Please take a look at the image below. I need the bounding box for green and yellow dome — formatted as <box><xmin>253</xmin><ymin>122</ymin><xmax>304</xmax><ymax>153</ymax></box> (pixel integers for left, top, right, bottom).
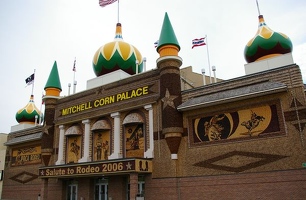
<box><xmin>15</xmin><ymin>95</ymin><xmax>43</xmax><ymax>124</ymax></box>
<box><xmin>92</xmin><ymin>23</ymin><xmax>143</xmax><ymax>76</ymax></box>
<box><xmin>244</xmin><ymin>15</ymin><xmax>293</xmax><ymax>63</ymax></box>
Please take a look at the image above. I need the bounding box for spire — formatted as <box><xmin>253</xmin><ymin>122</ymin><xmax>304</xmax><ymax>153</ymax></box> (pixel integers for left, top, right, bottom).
<box><xmin>156</xmin><ymin>12</ymin><xmax>180</xmax><ymax>57</ymax></box>
<box><xmin>114</xmin><ymin>23</ymin><xmax>123</xmax><ymax>40</ymax></box>
<box><xmin>44</xmin><ymin>61</ymin><xmax>62</xmax><ymax>97</ymax></box>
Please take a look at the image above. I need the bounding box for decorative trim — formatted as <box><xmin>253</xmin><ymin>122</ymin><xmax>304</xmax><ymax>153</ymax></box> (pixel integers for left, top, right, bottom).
<box><xmin>193</xmin><ymin>151</ymin><xmax>287</xmax><ymax>173</ymax></box>
<box><xmin>10</xmin><ymin>171</ymin><xmax>38</xmax><ymax>184</ymax></box>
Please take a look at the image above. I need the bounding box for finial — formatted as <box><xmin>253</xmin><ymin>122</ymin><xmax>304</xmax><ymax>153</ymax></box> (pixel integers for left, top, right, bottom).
<box><xmin>114</xmin><ymin>23</ymin><xmax>123</xmax><ymax>40</ymax></box>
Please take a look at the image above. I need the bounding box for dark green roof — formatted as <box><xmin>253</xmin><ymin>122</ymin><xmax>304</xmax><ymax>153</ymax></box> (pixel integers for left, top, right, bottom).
<box><xmin>156</xmin><ymin>12</ymin><xmax>180</xmax><ymax>52</ymax></box>
<box><xmin>44</xmin><ymin>61</ymin><xmax>62</xmax><ymax>91</ymax></box>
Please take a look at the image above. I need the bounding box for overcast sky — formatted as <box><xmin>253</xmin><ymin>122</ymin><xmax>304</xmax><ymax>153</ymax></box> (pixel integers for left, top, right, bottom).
<box><xmin>0</xmin><ymin>0</ymin><xmax>305</xmax><ymax>133</ymax></box>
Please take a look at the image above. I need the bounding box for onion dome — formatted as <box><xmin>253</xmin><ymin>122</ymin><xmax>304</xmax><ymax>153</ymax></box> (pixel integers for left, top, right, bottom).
<box><xmin>92</xmin><ymin>23</ymin><xmax>143</xmax><ymax>77</ymax></box>
<box><xmin>16</xmin><ymin>95</ymin><xmax>42</xmax><ymax>124</ymax></box>
<box><xmin>244</xmin><ymin>15</ymin><xmax>293</xmax><ymax>63</ymax></box>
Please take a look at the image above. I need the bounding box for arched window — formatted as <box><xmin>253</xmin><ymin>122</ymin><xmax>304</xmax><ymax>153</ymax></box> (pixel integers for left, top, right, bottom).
<box><xmin>123</xmin><ymin>112</ymin><xmax>145</xmax><ymax>158</ymax></box>
<box><xmin>65</xmin><ymin>125</ymin><xmax>82</xmax><ymax>163</ymax></box>
<box><xmin>91</xmin><ymin>119</ymin><xmax>111</xmax><ymax>161</ymax></box>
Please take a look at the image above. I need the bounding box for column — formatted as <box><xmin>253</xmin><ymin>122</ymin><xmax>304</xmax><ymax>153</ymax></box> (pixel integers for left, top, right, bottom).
<box><xmin>79</xmin><ymin>119</ymin><xmax>91</xmax><ymax>162</ymax></box>
<box><xmin>129</xmin><ymin>173</ymin><xmax>138</xmax><ymax>200</ymax></box>
<box><xmin>109</xmin><ymin>112</ymin><xmax>121</xmax><ymax>159</ymax></box>
<box><xmin>156</xmin><ymin>12</ymin><xmax>183</xmax><ymax>160</ymax></box>
<box><xmin>56</xmin><ymin>125</ymin><xmax>65</xmax><ymax>165</ymax></box>
<box><xmin>144</xmin><ymin>104</ymin><xmax>154</xmax><ymax>158</ymax></box>
<box><xmin>40</xmin><ymin>178</ymin><xmax>48</xmax><ymax>200</ymax></box>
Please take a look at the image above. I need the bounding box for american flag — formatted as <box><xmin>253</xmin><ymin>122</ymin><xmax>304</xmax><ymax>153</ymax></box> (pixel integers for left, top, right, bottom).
<box><xmin>192</xmin><ymin>37</ymin><xmax>206</xmax><ymax>49</ymax></box>
<box><xmin>99</xmin><ymin>0</ymin><xmax>117</xmax><ymax>7</ymax></box>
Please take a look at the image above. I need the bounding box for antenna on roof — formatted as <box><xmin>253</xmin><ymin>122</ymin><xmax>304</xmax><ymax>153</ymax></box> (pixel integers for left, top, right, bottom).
<box><xmin>143</xmin><ymin>57</ymin><xmax>147</xmax><ymax>72</ymax></box>
<box><xmin>256</xmin><ymin>0</ymin><xmax>261</xmax><ymax>15</ymax></box>
<box><xmin>68</xmin><ymin>83</ymin><xmax>71</xmax><ymax>96</ymax></box>
<box><xmin>72</xmin><ymin>58</ymin><xmax>77</xmax><ymax>94</ymax></box>
<box><xmin>201</xmin><ymin>69</ymin><xmax>206</xmax><ymax>85</ymax></box>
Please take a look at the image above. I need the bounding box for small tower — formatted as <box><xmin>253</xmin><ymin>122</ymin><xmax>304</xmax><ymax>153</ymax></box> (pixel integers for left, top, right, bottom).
<box><xmin>156</xmin><ymin>12</ymin><xmax>183</xmax><ymax>160</ymax></box>
<box><xmin>41</xmin><ymin>61</ymin><xmax>62</xmax><ymax>166</ymax></box>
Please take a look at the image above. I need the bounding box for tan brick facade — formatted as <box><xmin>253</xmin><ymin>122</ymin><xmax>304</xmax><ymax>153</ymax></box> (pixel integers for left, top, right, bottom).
<box><xmin>2</xmin><ymin>64</ymin><xmax>306</xmax><ymax>200</ymax></box>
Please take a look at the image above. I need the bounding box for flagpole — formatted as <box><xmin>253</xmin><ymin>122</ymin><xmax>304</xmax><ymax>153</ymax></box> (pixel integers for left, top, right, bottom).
<box><xmin>72</xmin><ymin>58</ymin><xmax>76</xmax><ymax>94</ymax></box>
<box><xmin>205</xmin><ymin>35</ymin><xmax>212</xmax><ymax>84</ymax></box>
<box><xmin>31</xmin><ymin>69</ymin><xmax>36</xmax><ymax>95</ymax></box>
<box><xmin>39</xmin><ymin>92</ymin><xmax>44</xmax><ymax>125</ymax></box>
<box><xmin>256</xmin><ymin>0</ymin><xmax>261</xmax><ymax>15</ymax></box>
<box><xmin>117</xmin><ymin>0</ymin><xmax>120</xmax><ymax>23</ymax></box>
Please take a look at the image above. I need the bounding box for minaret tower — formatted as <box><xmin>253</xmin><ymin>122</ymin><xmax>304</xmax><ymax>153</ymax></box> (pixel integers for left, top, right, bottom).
<box><xmin>156</xmin><ymin>12</ymin><xmax>183</xmax><ymax>160</ymax></box>
<box><xmin>42</xmin><ymin>61</ymin><xmax>62</xmax><ymax>166</ymax></box>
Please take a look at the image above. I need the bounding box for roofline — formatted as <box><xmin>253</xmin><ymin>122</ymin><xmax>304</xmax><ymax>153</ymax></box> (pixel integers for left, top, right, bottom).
<box><xmin>178</xmin><ymin>84</ymin><xmax>287</xmax><ymax>111</ymax></box>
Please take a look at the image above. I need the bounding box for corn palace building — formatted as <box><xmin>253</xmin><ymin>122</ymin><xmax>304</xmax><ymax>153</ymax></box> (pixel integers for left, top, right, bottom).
<box><xmin>2</xmin><ymin>10</ymin><xmax>306</xmax><ymax>200</ymax></box>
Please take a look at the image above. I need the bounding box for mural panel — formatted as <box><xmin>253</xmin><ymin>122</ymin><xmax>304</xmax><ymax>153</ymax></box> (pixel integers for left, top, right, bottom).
<box><xmin>66</xmin><ymin>136</ymin><xmax>81</xmax><ymax>163</ymax></box>
<box><xmin>125</xmin><ymin>124</ymin><xmax>144</xmax><ymax>158</ymax></box>
<box><xmin>93</xmin><ymin>130</ymin><xmax>110</xmax><ymax>161</ymax></box>
<box><xmin>11</xmin><ymin>145</ymin><xmax>41</xmax><ymax>166</ymax></box>
<box><xmin>191</xmin><ymin>104</ymin><xmax>281</xmax><ymax>144</ymax></box>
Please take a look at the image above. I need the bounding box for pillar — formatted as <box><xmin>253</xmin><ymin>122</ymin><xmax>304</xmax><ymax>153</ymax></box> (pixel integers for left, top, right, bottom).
<box><xmin>56</xmin><ymin>125</ymin><xmax>65</xmax><ymax>165</ymax></box>
<box><xmin>129</xmin><ymin>173</ymin><xmax>138</xmax><ymax>200</ymax></box>
<box><xmin>40</xmin><ymin>178</ymin><xmax>48</xmax><ymax>200</ymax></box>
<box><xmin>144</xmin><ymin>104</ymin><xmax>154</xmax><ymax>158</ymax></box>
<box><xmin>156</xmin><ymin>12</ymin><xmax>183</xmax><ymax>159</ymax></box>
<box><xmin>109</xmin><ymin>112</ymin><xmax>121</xmax><ymax>159</ymax></box>
<box><xmin>79</xmin><ymin>119</ymin><xmax>91</xmax><ymax>162</ymax></box>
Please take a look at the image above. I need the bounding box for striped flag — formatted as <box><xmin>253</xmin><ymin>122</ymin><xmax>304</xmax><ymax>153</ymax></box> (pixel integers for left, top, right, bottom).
<box><xmin>192</xmin><ymin>37</ymin><xmax>206</xmax><ymax>49</ymax></box>
<box><xmin>42</xmin><ymin>93</ymin><xmax>45</xmax><ymax>105</ymax></box>
<box><xmin>99</xmin><ymin>0</ymin><xmax>117</xmax><ymax>7</ymax></box>
<box><xmin>154</xmin><ymin>40</ymin><xmax>159</xmax><ymax>48</ymax></box>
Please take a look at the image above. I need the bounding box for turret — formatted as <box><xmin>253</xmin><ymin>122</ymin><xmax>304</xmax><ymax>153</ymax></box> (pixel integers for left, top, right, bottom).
<box><xmin>156</xmin><ymin>12</ymin><xmax>183</xmax><ymax>160</ymax></box>
<box><xmin>41</xmin><ymin>61</ymin><xmax>62</xmax><ymax>166</ymax></box>
<box><xmin>44</xmin><ymin>61</ymin><xmax>62</xmax><ymax>97</ymax></box>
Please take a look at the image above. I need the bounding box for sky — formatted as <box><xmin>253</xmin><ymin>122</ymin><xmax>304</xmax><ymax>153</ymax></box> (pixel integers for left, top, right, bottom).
<box><xmin>0</xmin><ymin>0</ymin><xmax>306</xmax><ymax>133</ymax></box>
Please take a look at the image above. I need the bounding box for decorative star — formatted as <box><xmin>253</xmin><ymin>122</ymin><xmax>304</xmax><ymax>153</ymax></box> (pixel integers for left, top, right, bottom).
<box><xmin>40</xmin><ymin>170</ymin><xmax>44</xmax><ymax>176</ymax></box>
<box><xmin>43</xmin><ymin>123</ymin><xmax>52</xmax><ymax>135</ymax></box>
<box><xmin>126</xmin><ymin>162</ymin><xmax>132</xmax><ymax>170</ymax></box>
<box><xmin>161</xmin><ymin>88</ymin><xmax>177</xmax><ymax>109</ymax></box>
<box><xmin>96</xmin><ymin>87</ymin><xmax>104</xmax><ymax>95</ymax></box>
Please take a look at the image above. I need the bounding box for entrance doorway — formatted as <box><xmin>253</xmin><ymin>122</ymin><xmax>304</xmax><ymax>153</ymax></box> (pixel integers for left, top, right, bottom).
<box><xmin>137</xmin><ymin>175</ymin><xmax>145</xmax><ymax>197</ymax></box>
<box><xmin>95</xmin><ymin>178</ymin><xmax>108</xmax><ymax>200</ymax></box>
<box><xmin>67</xmin><ymin>183</ymin><xmax>77</xmax><ymax>200</ymax></box>
<box><xmin>126</xmin><ymin>175</ymin><xmax>145</xmax><ymax>200</ymax></box>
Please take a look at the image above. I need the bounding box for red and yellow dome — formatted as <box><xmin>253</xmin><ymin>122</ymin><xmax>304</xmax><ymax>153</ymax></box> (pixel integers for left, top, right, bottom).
<box><xmin>92</xmin><ymin>23</ymin><xmax>143</xmax><ymax>76</ymax></box>
<box><xmin>244</xmin><ymin>15</ymin><xmax>292</xmax><ymax>63</ymax></box>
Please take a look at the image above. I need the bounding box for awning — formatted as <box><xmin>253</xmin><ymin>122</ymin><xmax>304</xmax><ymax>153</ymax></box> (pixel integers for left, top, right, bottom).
<box><xmin>178</xmin><ymin>81</ymin><xmax>287</xmax><ymax>111</ymax></box>
<box><xmin>4</xmin><ymin>132</ymin><xmax>43</xmax><ymax>146</ymax></box>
